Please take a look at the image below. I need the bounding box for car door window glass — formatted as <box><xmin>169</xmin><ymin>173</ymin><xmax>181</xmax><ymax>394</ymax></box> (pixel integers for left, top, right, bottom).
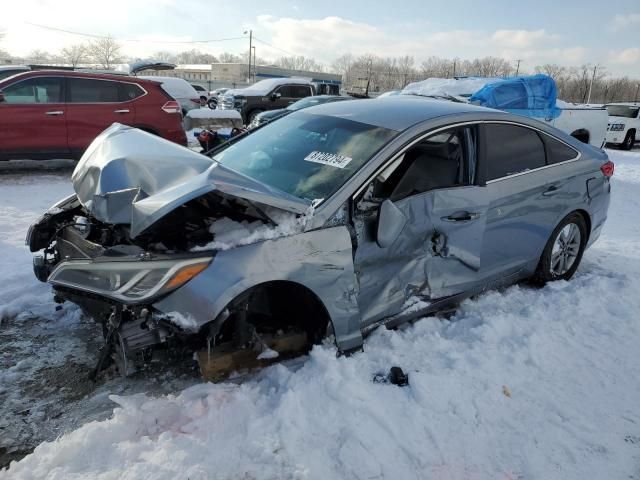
<box><xmin>275</xmin><ymin>86</ymin><xmax>294</xmax><ymax>98</ymax></box>
<box><xmin>68</xmin><ymin>78</ymin><xmax>120</xmax><ymax>103</ymax></box>
<box><xmin>543</xmin><ymin>134</ymin><xmax>579</xmax><ymax>164</ymax></box>
<box><xmin>2</xmin><ymin>77</ymin><xmax>63</xmax><ymax>103</ymax></box>
<box><xmin>291</xmin><ymin>85</ymin><xmax>311</xmax><ymax>98</ymax></box>
<box><xmin>373</xmin><ymin>127</ymin><xmax>474</xmax><ymax>201</ymax></box>
<box><xmin>119</xmin><ymin>82</ymin><xmax>145</xmax><ymax>101</ymax></box>
<box><xmin>485</xmin><ymin>124</ymin><xmax>545</xmax><ymax>180</ymax></box>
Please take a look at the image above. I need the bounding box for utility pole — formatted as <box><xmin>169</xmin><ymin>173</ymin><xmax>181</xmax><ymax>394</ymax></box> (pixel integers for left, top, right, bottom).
<box><xmin>452</xmin><ymin>59</ymin><xmax>456</xmax><ymax>78</ymax></box>
<box><xmin>244</xmin><ymin>29</ymin><xmax>252</xmax><ymax>83</ymax></box>
<box><xmin>252</xmin><ymin>46</ymin><xmax>256</xmax><ymax>83</ymax></box>
<box><xmin>587</xmin><ymin>65</ymin><xmax>597</xmax><ymax>104</ymax></box>
<box><xmin>635</xmin><ymin>83</ymin><xmax>639</xmax><ymax>104</ymax></box>
<box><xmin>515</xmin><ymin>59</ymin><xmax>522</xmax><ymax>76</ymax></box>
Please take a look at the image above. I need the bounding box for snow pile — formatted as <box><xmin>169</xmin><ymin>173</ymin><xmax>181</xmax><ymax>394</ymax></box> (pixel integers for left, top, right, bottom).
<box><xmin>401</xmin><ymin>77</ymin><xmax>499</xmax><ymax>98</ymax></box>
<box><xmin>193</xmin><ymin>207</ymin><xmax>314</xmax><ymax>251</ymax></box>
<box><xmin>3</xmin><ymin>150</ymin><xmax>640</xmax><ymax>479</ymax></box>
<box><xmin>138</xmin><ymin>76</ymin><xmax>199</xmax><ymax>100</ymax></box>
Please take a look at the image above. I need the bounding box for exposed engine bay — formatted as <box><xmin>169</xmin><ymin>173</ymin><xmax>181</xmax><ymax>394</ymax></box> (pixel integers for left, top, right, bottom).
<box><xmin>25</xmin><ymin>124</ymin><xmax>327</xmax><ymax>381</ymax></box>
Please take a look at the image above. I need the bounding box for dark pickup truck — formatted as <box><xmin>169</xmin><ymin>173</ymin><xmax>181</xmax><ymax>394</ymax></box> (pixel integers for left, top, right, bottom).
<box><xmin>218</xmin><ymin>78</ymin><xmax>317</xmax><ymax>124</ymax></box>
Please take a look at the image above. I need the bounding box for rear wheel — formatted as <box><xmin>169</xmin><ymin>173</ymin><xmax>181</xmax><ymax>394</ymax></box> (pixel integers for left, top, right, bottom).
<box><xmin>622</xmin><ymin>131</ymin><xmax>635</xmax><ymax>150</ymax></box>
<box><xmin>207</xmin><ymin>98</ymin><xmax>217</xmax><ymax>109</ymax></box>
<box><xmin>532</xmin><ymin>213</ymin><xmax>587</xmax><ymax>284</ymax></box>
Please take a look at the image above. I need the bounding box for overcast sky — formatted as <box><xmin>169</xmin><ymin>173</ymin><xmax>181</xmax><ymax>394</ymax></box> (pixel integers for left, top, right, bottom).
<box><xmin>2</xmin><ymin>0</ymin><xmax>639</xmax><ymax>76</ymax></box>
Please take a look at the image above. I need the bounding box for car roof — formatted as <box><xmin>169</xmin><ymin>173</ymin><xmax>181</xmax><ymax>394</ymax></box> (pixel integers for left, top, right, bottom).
<box><xmin>308</xmin><ymin>95</ymin><xmax>505</xmax><ymax>131</ymax></box>
<box><xmin>0</xmin><ymin>69</ymin><xmax>158</xmax><ymax>86</ymax></box>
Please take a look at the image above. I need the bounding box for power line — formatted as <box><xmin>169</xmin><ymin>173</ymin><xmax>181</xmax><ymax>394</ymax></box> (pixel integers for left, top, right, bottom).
<box><xmin>25</xmin><ymin>22</ymin><xmax>246</xmax><ymax>44</ymax></box>
<box><xmin>252</xmin><ymin>36</ymin><xmax>298</xmax><ymax>57</ymax></box>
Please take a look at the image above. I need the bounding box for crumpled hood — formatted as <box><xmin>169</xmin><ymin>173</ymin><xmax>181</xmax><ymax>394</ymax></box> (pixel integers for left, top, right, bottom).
<box><xmin>72</xmin><ymin>123</ymin><xmax>311</xmax><ymax>237</ymax></box>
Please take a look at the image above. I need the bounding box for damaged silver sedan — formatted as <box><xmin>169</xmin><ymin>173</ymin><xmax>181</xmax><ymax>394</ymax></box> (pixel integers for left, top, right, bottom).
<box><xmin>26</xmin><ymin>97</ymin><xmax>613</xmax><ymax>378</ymax></box>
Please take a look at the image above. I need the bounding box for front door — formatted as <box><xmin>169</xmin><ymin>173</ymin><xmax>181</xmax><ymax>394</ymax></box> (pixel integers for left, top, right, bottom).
<box><xmin>0</xmin><ymin>76</ymin><xmax>68</xmax><ymax>158</ymax></box>
<box><xmin>352</xmin><ymin>125</ymin><xmax>487</xmax><ymax>327</ymax></box>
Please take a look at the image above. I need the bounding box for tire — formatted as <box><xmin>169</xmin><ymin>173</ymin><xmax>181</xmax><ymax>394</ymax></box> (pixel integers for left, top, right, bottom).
<box><xmin>622</xmin><ymin>131</ymin><xmax>635</xmax><ymax>151</ymax></box>
<box><xmin>532</xmin><ymin>212</ymin><xmax>587</xmax><ymax>285</ymax></box>
<box><xmin>247</xmin><ymin>109</ymin><xmax>263</xmax><ymax>124</ymax></box>
<box><xmin>207</xmin><ymin>99</ymin><xmax>217</xmax><ymax>109</ymax></box>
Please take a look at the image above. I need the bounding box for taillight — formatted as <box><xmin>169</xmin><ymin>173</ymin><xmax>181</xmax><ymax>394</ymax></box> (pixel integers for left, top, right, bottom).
<box><xmin>161</xmin><ymin>101</ymin><xmax>180</xmax><ymax>114</ymax></box>
<box><xmin>600</xmin><ymin>160</ymin><xmax>614</xmax><ymax>178</ymax></box>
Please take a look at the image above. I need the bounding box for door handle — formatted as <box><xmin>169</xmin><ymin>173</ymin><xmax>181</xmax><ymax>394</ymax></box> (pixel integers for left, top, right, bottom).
<box><xmin>45</xmin><ymin>111</ymin><xmax>64</xmax><ymax>116</ymax></box>
<box><xmin>442</xmin><ymin>211</ymin><xmax>481</xmax><ymax>222</ymax></box>
<box><xmin>113</xmin><ymin>109</ymin><xmax>130</xmax><ymax>114</ymax></box>
<box><xmin>542</xmin><ymin>185</ymin><xmax>559</xmax><ymax>196</ymax></box>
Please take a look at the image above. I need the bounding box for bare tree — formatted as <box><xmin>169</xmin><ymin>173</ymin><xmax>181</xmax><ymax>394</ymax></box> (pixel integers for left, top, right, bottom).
<box><xmin>175</xmin><ymin>49</ymin><xmax>217</xmax><ymax>64</ymax></box>
<box><xmin>152</xmin><ymin>50</ymin><xmax>177</xmax><ymax>63</ymax></box>
<box><xmin>60</xmin><ymin>43</ymin><xmax>88</xmax><ymax>67</ymax></box>
<box><xmin>88</xmin><ymin>36</ymin><xmax>122</xmax><ymax>69</ymax></box>
<box><xmin>275</xmin><ymin>55</ymin><xmax>323</xmax><ymax>72</ymax></box>
<box><xmin>218</xmin><ymin>52</ymin><xmax>243</xmax><ymax>63</ymax></box>
<box><xmin>26</xmin><ymin>49</ymin><xmax>53</xmax><ymax>63</ymax></box>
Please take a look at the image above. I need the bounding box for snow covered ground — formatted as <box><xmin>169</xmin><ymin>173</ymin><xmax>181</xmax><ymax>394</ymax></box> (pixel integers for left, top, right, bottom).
<box><xmin>1</xmin><ymin>149</ymin><xmax>640</xmax><ymax>479</ymax></box>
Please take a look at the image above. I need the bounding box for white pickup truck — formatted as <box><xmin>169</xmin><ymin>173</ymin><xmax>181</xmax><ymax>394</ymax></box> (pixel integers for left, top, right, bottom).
<box><xmin>401</xmin><ymin>76</ymin><xmax>608</xmax><ymax>148</ymax></box>
<box><xmin>604</xmin><ymin>103</ymin><xmax>639</xmax><ymax>150</ymax></box>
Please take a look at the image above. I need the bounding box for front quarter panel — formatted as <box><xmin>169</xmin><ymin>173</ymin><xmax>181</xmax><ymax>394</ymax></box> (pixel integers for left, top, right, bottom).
<box><xmin>152</xmin><ymin>226</ymin><xmax>364</xmax><ymax>351</ymax></box>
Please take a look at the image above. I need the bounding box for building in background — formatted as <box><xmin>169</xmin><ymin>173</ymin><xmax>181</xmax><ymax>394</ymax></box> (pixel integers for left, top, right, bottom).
<box><xmin>141</xmin><ymin>63</ymin><xmax>342</xmax><ymax>91</ymax></box>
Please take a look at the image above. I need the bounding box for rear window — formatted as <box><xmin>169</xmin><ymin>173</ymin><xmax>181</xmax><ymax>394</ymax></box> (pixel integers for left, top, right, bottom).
<box><xmin>484</xmin><ymin>124</ymin><xmax>546</xmax><ymax>180</ymax></box>
<box><xmin>119</xmin><ymin>82</ymin><xmax>145</xmax><ymax>101</ymax></box>
<box><xmin>68</xmin><ymin>78</ymin><xmax>119</xmax><ymax>103</ymax></box>
<box><xmin>605</xmin><ymin>105</ymin><xmax>639</xmax><ymax>118</ymax></box>
<box><xmin>543</xmin><ymin>134</ymin><xmax>579</xmax><ymax>164</ymax></box>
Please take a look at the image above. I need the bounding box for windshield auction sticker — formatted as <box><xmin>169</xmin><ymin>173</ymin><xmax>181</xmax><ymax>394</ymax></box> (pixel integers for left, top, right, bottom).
<box><xmin>304</xmin><ymin>151</ymin><xmax>353</xmax><ymax>169</ymax></box>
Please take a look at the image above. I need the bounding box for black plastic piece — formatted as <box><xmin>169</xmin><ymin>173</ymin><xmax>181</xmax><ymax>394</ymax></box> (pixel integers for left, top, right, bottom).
<box><xmin>373</xmin><ymin>366</ymin><xmax>409</xmax><ymax>387</ymax></box>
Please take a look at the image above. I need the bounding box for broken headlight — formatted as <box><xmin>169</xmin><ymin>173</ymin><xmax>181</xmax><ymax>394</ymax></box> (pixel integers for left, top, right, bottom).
<box><xmin>48</xmin><ymin>257</ymin><xmax>212</xmax><ymax>303</ymax></box>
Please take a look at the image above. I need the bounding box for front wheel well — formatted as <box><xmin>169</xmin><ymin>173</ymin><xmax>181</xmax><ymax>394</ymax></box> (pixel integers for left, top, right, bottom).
<box><xmin>214</xmin><ymin>281</ymin><xmax>333</xmax><ymax>346</ymax></box>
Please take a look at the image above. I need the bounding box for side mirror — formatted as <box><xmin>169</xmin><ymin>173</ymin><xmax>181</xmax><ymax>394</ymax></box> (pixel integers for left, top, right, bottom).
<box><xmin>270</xmin><ymin>92</ymin><xmax>281</xmax><ymax>101</ymax></box>
<box><xmin>376</xmin><ymin>199</ymin><xmax>407</xmax><ymax>248</ymax></box>
<box><xmin>0</xmin><ymin>90</ymin><xmax>4</xmax><ymax>102</ymax></box>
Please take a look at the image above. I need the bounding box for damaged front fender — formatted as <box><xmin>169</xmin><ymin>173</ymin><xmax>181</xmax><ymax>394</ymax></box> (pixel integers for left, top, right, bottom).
<box><xmin>152</xmin><ymin>225</ymin><xmax>364</xmax><ymax>352</ymax></box>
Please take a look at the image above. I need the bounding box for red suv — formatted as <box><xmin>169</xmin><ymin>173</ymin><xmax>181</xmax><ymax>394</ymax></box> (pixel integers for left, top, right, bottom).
<box><xmin>0</xmin><ymin>70</ymin><xmax>187</xmax><ymax>160</ymax></box>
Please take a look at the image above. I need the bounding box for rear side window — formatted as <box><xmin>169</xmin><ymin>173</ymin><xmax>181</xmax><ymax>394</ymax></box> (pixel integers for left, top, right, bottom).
<box><xmin>67</xmin><ymin>78</ymin><xmax>119</xmax><ymax>103</ymax></box>
<box><xmin>543</xmin><ymin>134</ymin><xmax>579</xmax><ymax>164</ymax></box>
<box><xmin>2</xmin><ymin>77</ymin><xmax>63</xmax><ymax>103</ymax></box>
<box><xmin>484</xmin><ymin>124</ymin><xmax>546</xmax><ymax>180</ymax></box>
<box><xmin>119</xmin><ymin>82</ymin><xmax>145</xmax><ymax>101</ymax></box>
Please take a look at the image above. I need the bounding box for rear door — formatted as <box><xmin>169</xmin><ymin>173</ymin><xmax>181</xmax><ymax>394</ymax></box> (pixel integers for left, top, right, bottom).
<box><xmin>0</xmin><ymin>76</ymin><xmax>68</xmax><ymax>158</ymax></box>
<box><xmin>479</xmin><ymin>122</ymin><xmax>559</xmax><ymax>279</ymax></box>
<box><xmin>65</xmin><ymin>77</ymin><xmax>137</xmax><ymax>154</ymax></box>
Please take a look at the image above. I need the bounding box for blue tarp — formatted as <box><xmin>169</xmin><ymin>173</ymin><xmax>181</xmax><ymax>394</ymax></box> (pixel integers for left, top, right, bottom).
<box><xmin>468</xmin><ymin>74</ymin><xmax>561</xmax><ymax>119</ymax></box>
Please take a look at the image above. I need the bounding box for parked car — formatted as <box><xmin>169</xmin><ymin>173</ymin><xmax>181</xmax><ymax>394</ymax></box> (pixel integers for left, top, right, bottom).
<box><xmin>0</xmin><ymin>70</ymin><xmax>186</xmax><ymax>160</ymax></box>
<box><xmin>402</xmin><ymin>75</ymin><xmax>608</xmax><ymax>148</ymax></box>
<box><xmin>248</xmin><ymin>94</ymin><xmax>350</xmax><ymax>128</ymax></box>
<box><xmin>191</xmin><ymin>84</ymin><xmax>208</xmax><ymax>105</ymax></box>
<box><xmin>0</xmin><ymin>65</ymin><xmax>31</xmax><ymax>81</ymax></box>
<box><xmin>26</xmin><ymin>97</ymin><xmax>612</xmax><ymax>375</ymax></box>
<box><xmin>218</xmin><ymin>78</ymin><xmax>315</xmax><ymax>124</ymax></box>
<box><xmin>604</xmin><ymin>102</ymin><xmax>639</xmax><ymax>150</ymax></box>
<box><xmin>138</xmin><ymin>76</ymin><xmax>201</xmax><ymax>116</ymax></box>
